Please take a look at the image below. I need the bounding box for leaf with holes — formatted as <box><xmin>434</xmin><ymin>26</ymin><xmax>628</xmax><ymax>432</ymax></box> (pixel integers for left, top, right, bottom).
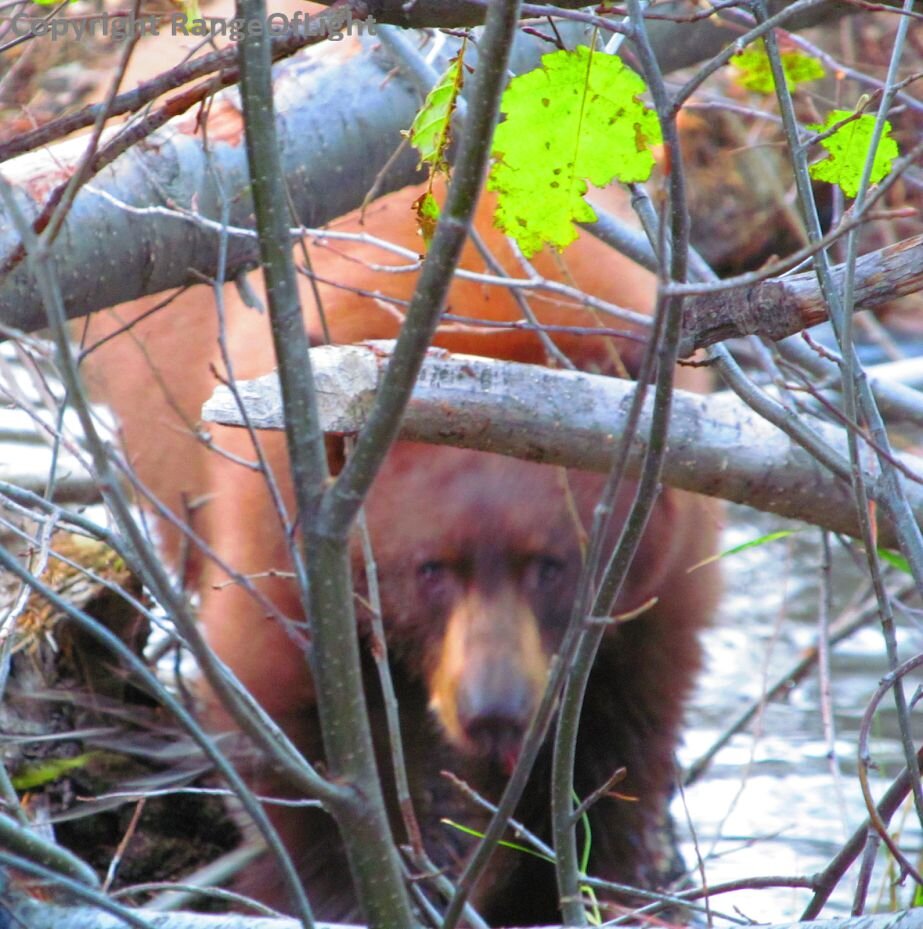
<box><xmin>809</xmin><ymin>110</ymin><xmax>899</xmax><ymax>198</ymax></box>
<box><xmin>488</xmin><ymin>45</ymin><xmax>661</xmax><ymax>258</ymax></box>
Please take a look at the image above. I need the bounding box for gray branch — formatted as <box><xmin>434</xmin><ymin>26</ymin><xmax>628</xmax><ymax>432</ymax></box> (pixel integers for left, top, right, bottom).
<box><xmin>203</xmin><ymin>342</ymin><xmax>923</xmax><ymax>548</ymax></box>
<box><xmin>0</xmin><ymin>29</ymin><xmax>592</xmax><ymax>333</ymax></box>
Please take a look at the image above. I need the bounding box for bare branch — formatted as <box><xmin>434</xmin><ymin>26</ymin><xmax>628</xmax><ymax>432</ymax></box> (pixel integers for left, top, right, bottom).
<box><xmin>679</xmin><ymin>233</ymin><xmax>923</xmax><ymax>356</ymax></box>
<box><xmin>203</xmin><ymin>343</ymin><xmax>923</xmax><ymax>548</ymax></box>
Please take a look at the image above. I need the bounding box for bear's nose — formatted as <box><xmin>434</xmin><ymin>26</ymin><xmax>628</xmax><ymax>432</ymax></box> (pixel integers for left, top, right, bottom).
<box><xmin>456</xmin><ymin>676</ymin><xmax>534</xmax><ymax>771</ymax></box>
<box><xmin>463</xmin><ymin>712</ymin><xmax>526</xmax><ymax>773</ymax></box>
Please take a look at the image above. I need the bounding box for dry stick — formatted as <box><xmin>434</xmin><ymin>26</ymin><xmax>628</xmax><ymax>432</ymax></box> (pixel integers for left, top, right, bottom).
<box><xmin>587</xmin><ymin>875</ymin><xmax>746</xmax><ymax>926</ymax></box>
<box><xmin>353</xmin><ymin>508</ymin><xmax>423</xmax><ymax>858</ymax></box>
<box><xmin>816</xmin><ymin>533</ymin><xmax>850</xmax><ymax>832</ymax></box>
<box><xmin>833</xmin><ymin>0</ymin><xmax>923</xmax><ymax>845</ymax></box>
<box><xmin>855</xmin><ymin>655</ymin><xmax>923</xmax><ymax>888</ymax></box>
<box><xmin>309</xmin><ymin>0</ymin><xmax>519</xmax><ymax>919</ymax></box>
<box><xmin>0</xmin><ymin>852</ymin><xmax>155</xmax><ymax>929</ymax></box>
<box><xmin>548</xmin><ymin>264</ymin><xmax>662</xmax><ymax>924</ymax></box>
<box><xmin>0</xmin><ymin>813</ymin><xmax>100</xmax><ymax>890</ymax></box>
<box><xmin>0</xmin><ymin>73</ymin><xmax>220</xmax><ymax>280</ymax></box>
<box><xmin>0</xmin><ymin>13</ymin><xmax>338</xmax><ymax>164</ymax></box>
<box><xmin>352</xmin><ymin>570</ymin><xmax>488</xmax><ymax>926</ymax></box>
<box><xmin>665</xmin><ymin>874</ymin><xmax>816</xmax><ymax>913</ymax></box>
<box><xmin>442</xmin><ymin>769</ymin><xmax>555</xmax><ymax>859</ymax></box>
<box><xmin>684</xmin><ymin>581</ymin><xmax>909</xmax><ymax>787</ymax></box>
<box><xmin>208</xmin><ymin>182</ymin><xmax>304</xmax><ymax>594</ymax></box>
<box><xmin>550</xmin><ymin>4</ymin><xmax>693</xmax><ymax>922</ymax></box>
<box><xmin>38</xmin><ymin>0</ymin><xmax>145</xmax><ymax>250</ymax></box>
<box><xmin>0</xmin><ymin>545</ymin><xmax>307</xmax><ymax>929</ymax></box>
<box><xmin>766</xmin><ymin>0</ymin><xmax>923</xmax><ymax>858</ymax></box>
<box><xmin>352</xmin><ymin>503</ymin><xmax>482</xmax><ymax>928</ymax></box>
<box><xmin>804</xmin><ymin>740</ymin><xmax>923</xmax><ymax>918</ymax></box>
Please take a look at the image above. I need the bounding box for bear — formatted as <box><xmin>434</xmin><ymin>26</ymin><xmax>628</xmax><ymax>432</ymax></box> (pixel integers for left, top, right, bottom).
<box><xmin>79</xmin><ymin>179</ymin><xmax>719</xmax><ymax>925</ymax></box>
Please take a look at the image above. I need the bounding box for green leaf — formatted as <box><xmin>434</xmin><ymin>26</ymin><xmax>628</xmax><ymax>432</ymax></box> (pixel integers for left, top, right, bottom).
<box><xmin>809</xmin><ymin>110</ymin><xmax>899</xmax><ymax>198</ymax></box>
<box><xmin>405</xmin><ymin>51</ymin><xmax>466</xmax><ymax>173</ymax></box>
<box><xmin>720</xmin><ymin>530</ymin><xmax>796</xmax><ymax>559</ymax></box>
<box><xmin>488</xmin><ymin>45</ymin><xmax>662</xmax><ymax>258</ymax></box>
<box><xmin>441</xmin><ymin>819</ymin><xmax>553</xmax><ymax>862</ymax></box>
<box><xmin>12</xmin><ymin>753</ymin><xmax>101</xmax><ymax>790</ymax></box>
<box><xmin>878</xmin><ymin>548</ymin><xmax>910</xmax><ymax>574</ymax></box>
<box><xmin>413</xmin><ymin>189</ymin><xmax>440</xmax><ymax>249</ymax></box>
<box><xmin>732</xmin><ymin>43</ymin><xmax>824</xmax><ymax>94</ymax></box>
<box><xmin>574</xmin><ymin>789</ymin><xmax>602</xmax><ymax>925</ymax></box>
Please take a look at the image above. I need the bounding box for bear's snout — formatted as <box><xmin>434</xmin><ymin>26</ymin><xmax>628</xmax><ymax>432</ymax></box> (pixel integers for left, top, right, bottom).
<box><xmin>427</xmin><ymin>585</ymin><xmax>548</xmax><ymax>767</ymax></box>
<box><xmin>455</xmin><ymin>655</ymin><xmax>534</xmax><ymax>770</ymax></box>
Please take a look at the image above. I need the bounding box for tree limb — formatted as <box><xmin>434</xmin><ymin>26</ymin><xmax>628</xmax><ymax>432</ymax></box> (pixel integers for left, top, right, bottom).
<box><xmin>0</xmin><ymin>2</ymin><xmax>885</xmax><ymax>336</ymax></box>
<box><xmin>202</xmin><ymin>342</ymin><xmax>923</xmax><ymax>548</ymax></box>
<box><xmin>680</xmin><ymin>234</ymin><xmax>923</xmax><ymax>356</ymax></box>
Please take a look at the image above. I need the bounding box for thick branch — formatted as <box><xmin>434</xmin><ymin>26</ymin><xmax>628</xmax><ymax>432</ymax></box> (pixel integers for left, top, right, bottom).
<box><xmin>679</xmin><ymin>234</ymin><xmax>923</xmax><ymax>356</ymax></box>
<box><xmin>0</xmin><ymin>30</ymin><xmax>592</xmax><ymax>331</ymax></box>
<box><xmin>203</xmin><ymin>343</ymin><xmax>923</xmax><ymax>548</ymax></box>
<box><xmin>316</xmin><ymin>0</ymin><xmax>860</xmax><ymax>66</ymax></box>
<box><xmin>0</xmin><ymin>38</ymin><xmax>422</xmax><ymax>331</ymax></box>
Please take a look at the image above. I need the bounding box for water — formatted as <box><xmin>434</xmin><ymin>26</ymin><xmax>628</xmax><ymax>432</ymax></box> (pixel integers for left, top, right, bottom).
<box><xmin>676</xmin><ymin>505</ymin><xmax>923</xmax><ymax>924</ymax></box>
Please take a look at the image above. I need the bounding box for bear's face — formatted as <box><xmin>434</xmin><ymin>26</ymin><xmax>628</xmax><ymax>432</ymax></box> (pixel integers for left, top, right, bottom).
<box><xmin>361</xmin><ymin>441</ymin><xmax>658</xmax><ymax>772</ymax></box>
<box><xmin>405</xmin><ymin>542</ymin><xmax>577</xmax><ymax>771</ymax></box>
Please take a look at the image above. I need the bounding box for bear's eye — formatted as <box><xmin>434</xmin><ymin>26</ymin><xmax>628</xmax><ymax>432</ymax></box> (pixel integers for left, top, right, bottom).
<box><xmin>417</xmin><ymin>560</ymin><xmax>448</xmax><ymax>583</ymax></box>
<box><xmin>530</xmin><ymin>555</ymin><xmax>565</xmax><ymax>588</ymax></box>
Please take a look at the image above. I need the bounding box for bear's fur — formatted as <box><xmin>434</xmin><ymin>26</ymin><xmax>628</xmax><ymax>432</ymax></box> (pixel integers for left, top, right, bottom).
<box><xmin>80</xmin><ymin>181</ymin><xmax>719</xmax><ymax>925</ymax></box>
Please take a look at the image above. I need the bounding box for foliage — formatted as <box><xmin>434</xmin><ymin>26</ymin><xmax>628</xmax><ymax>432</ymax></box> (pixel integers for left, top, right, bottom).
<box><xmin>488</xmin><ymin>45</ymin><xmax>661</xmax><ymax>257</ymax></box>
<box><xmin>732</xmin><ymin>42</ymin><xmax>824</xmax><ymax>93</ymax></box>
<box><xmin>879</xmin><ymin>548</ymin><xmax>911</xmax><ymax>574</ymax></box>
<box><xmin>405</xmin><ymin>47</ymin><xmax>469</xmax><ymax>246</ymax></box>
<box><xmin>405</xmin><ymin>47</ymin><xmax>467</xmax><ymax>176</ymax></box>
<box><xmin>720</xmin><ymin>530</ymin><xmax>797</xmax><ymax>558</ymax></box>
<box><xmin>11</xmin><ymin>752</ymin><xmax>103</xmax><ymax>790</ymax></box>
<box><xmin>441</xmin><ymin>819</ymin><xmax>553</xmax><ymax>861</ymax></box>
<box><xmin>809</xmin><ymin>110</ymin><xmax>899</xmax><ymax>197</ymax></box>
<box><xmin>412</xmin><ymin>188</ymin><xmax>441</xmax><ymax>249</ymax></box>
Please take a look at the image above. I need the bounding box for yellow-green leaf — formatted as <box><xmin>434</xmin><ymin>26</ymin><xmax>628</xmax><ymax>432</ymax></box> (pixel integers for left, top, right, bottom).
<box><xmin>488</xmin><ymin>45</ymin><xmax>661</xmax><ymax>258</ymax></box>
<box><xmin>732</xmin><ymin>43</ymin><xmax>824</xmax><ymax>94</ymax></box>
<box><xmin>405</xmin><ymin>51</ymin><xmax>466</xmax><ymax>173</ymax></box>
<box><xmin>720</xmin><ymin>530</ymin><xmax>796</xmax><ymax>559</ymax></box>
<box><xmin>12</xmin><ymin>753</ymin><xmax>100</xmax><ymax>790</ymax></box>
<box><xmin>184</xmin><ymin>0</ymin><xmax>201</xmax><ymax>23</ymax></box>
<box><xmin>878</xmin><ymin>548</ymin><xmax>910</xmax><ymax>574</ymax></box>
<box><xmin>413</xmin><ymin>190</ymin><xmax>440</xmax><ymax>249</ymax></box>
<box><xmin>441</xmin><ymin>819</ymin><xmax>553</xmax><ymax>862</ymax></box>
<box><xmin>809</xmin><ymin>110</ymin><xmax>899</xmax><ymax>198</ymax></box>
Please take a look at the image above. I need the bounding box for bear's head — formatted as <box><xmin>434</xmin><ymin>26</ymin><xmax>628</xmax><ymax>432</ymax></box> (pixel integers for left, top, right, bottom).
<box><xmin>361</xmin><ymin>440</ymin><xmax>685</xmax><ymax>773</ymax></box>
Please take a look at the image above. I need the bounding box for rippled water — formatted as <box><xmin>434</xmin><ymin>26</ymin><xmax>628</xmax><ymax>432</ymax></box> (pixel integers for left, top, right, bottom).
<box><xmin>676</xmin><ymin>505</ymin><xmax>923</xmax><ymax>924</ymax></box>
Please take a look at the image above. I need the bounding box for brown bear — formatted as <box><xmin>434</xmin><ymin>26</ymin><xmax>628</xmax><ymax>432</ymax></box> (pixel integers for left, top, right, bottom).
<box><xmin>80</xmin><ymin>180</ymin><xmax>719</xmax><ymax>925</ymax></box>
